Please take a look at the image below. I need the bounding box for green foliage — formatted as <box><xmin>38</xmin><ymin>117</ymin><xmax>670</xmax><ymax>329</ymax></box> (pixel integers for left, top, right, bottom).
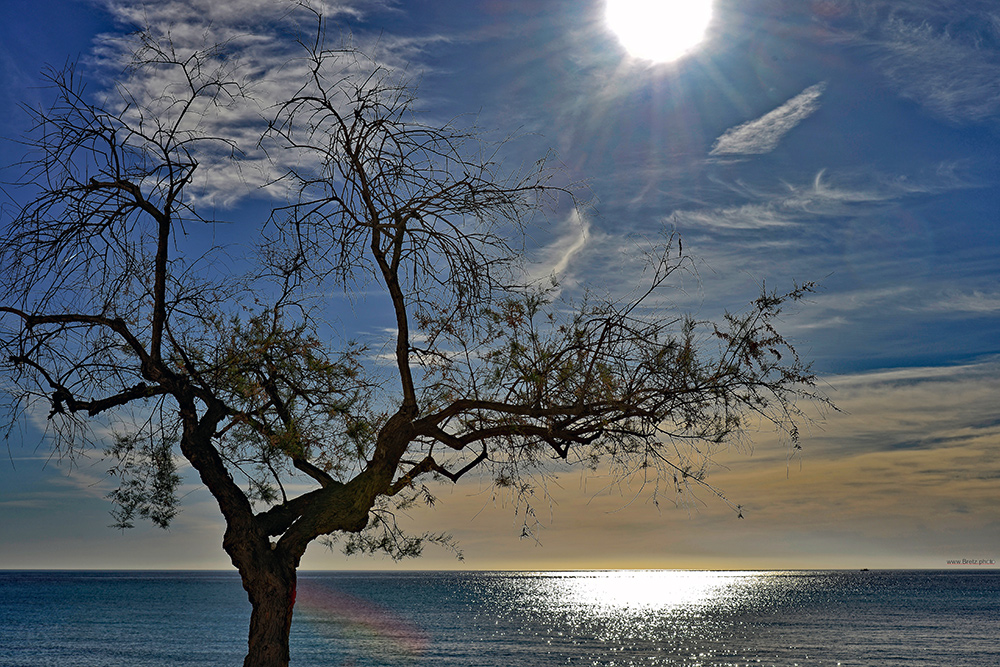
<box><xmin>105</xmin><ymin>432</ymin><xmax>182</xmax><ymax>530</ymax></box>
<box><xmin>179</xmin><ymin>309</ymin><xmax>374</xmax><ymax>493</ymax></box>
<box><xmin>328</xmin><ymin>505</ymin><xmax>463</xmax><ymax>562</ymax></box>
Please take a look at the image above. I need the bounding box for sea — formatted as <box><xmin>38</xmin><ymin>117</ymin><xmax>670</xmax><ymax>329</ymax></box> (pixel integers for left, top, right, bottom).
<box><xmin>1</xmin><ymin>570</ymin><xmax>998</xmax><ymax>666</ymax></box>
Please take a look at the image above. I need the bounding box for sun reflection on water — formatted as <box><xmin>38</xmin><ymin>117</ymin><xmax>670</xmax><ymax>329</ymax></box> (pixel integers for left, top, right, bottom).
<box><xmin>477</xmin><ymin>570</ymin><xmax>789</xmax><ymax>664</ymax></box>
<box><xmin>513</xmin><ymin>570</ymin><xmax>778</xmax><ymax>617</ymax></box>
<box><xmin>539</xmin><ymin>570</ymin><xmax>754</xmax><ymax>611</ymax></box>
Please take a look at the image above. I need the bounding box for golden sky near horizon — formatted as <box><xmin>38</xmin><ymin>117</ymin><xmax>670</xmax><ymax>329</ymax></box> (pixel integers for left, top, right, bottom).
<box><xmin>4</xmin><ymin>361</ymin><xmax>996</xmax><ymax>571</ymax></box>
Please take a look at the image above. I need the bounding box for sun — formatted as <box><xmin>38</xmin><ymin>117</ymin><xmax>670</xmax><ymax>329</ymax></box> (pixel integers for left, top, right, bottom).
<box><xmin>606</xmin><ymin>0</ymin><xmax>714</xmax><ymax>63</ymax></box>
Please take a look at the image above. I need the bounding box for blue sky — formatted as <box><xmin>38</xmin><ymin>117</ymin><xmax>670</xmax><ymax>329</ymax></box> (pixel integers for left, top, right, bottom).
<box><xmin>1</xmin><ymin>0</ymin><xmax>999</xmax><ymax>570</ymax></box>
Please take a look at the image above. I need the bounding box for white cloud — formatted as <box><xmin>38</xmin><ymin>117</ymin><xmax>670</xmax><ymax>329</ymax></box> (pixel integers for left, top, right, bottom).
<box><xmin>817</xmin><ymin>2</ymin><xmax>1000</xmax><ymax>124</ymax></box>
<box><xmin>673</xmin><ymin>168</ymin><xmax>933</xmax><ymax>231</ymax></box>
<box><xmin>710</xmin><ymin>82</ymin><xmax>827</xmax><ymax>156</ymax></box>
<box><xmin>806</xmin><ymin>285</ymin><xmax>915</xmax><ymax>314</ymax></box>
<box><xmin>800</xmin><ymin>284</ymin><xmax>1000</xmax><ymax>324</ymax></box>
<box><xmin>661</xmin><ymin>164</ymin><xmax>981</xmax><ymax>327</ymax></box>
<box><xmin>925</xmin><ymin>290</ymin><xmax>1000</xmax><ymax>314</ymax></box>
<box><xmin>80</xmin><ymin>0</ymin><xmax>440</xmax><ymax>208</ymax></box>
<box><xmin>100</xmin><ymin>0</ymin><xmax>377</xmax><ymax>36</ymax></box>
<box><xmin>674</xmin><ymin>202</ymin><xmax>797</xmax><ymax>230</ymax></box>
<box><xmin>874</xmin><ymin>13</ymin><xmax>1000</xmax><ymax>123</ymax></box>
<box><xmin>526</xmin><ymin>209</ymin><xmax>591</xmax><ymax>284</ymax></box>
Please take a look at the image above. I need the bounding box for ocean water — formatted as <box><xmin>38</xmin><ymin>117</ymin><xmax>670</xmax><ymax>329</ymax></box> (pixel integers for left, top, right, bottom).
<box><xmin>1</xmin><ymin>570</ymin><xmax>998</xmax><ymax>666</ymax></box>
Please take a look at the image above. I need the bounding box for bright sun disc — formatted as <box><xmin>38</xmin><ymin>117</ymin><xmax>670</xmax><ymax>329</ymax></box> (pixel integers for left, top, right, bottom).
<box><xmin>606</xmin><ymin>0</ymin><xmax>714</xmax><ymax>62</ymax></box>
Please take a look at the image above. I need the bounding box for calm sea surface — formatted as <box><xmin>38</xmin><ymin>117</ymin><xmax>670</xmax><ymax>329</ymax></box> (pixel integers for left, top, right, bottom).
<box><xmin>1</xmin><ymin>570</ymin><xmax>997</xmax><ymax>666</ymax></box>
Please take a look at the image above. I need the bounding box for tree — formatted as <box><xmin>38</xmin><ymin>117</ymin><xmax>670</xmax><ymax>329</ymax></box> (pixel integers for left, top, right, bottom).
<box><xmin>0</xmin><ymin>14</ymin><xmax>822</xmax><ymax>667</ymax></box>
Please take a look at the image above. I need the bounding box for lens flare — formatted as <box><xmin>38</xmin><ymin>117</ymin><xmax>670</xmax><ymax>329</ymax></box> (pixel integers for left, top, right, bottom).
<box><xmin>294</xmin><ymin>582</ymin><xmax>429</xmax><ymax>658</ymax></box>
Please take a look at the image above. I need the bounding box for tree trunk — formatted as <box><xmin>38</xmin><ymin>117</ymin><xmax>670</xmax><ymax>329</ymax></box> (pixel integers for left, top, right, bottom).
<box><xmin>242</xmin><ymin>560</ymin><xmax>297</xmax><ymax>667</ymax></box>
<box><xmin>176</xmin><ymin>408</ymin><xmax>301</xmax><ymax>667</ymax></box>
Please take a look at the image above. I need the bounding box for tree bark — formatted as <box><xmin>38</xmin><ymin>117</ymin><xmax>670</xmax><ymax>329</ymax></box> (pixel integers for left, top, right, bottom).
<box><xmin>175</xmin><ymin>403</ymin><xmax>300</xmax><ymax>667</ymax></box>
<box><xmin>241</xmin><ymin>556</ymin><xmax>297</xmax><ymax>667</ymax></box>
<box><xmin>235</xmin><ymin>413</ymin><xmax>416</xmax><ymax>665</ymax></box>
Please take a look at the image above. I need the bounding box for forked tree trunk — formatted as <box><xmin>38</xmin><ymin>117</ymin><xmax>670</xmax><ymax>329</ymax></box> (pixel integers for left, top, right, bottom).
<box><xmin>228</xmin><ymin>418</ymin><xmax>410</xmax><ymax>667</ymax></box>
<box><xmin>179</xmin><ymin>423</ymin><xmax>299</xmax><ymax>667</ymax></box>
<box><xmin>241</xmin><ymin>560</ymin><xmax>297</xmax><ymax>667</ymax></box>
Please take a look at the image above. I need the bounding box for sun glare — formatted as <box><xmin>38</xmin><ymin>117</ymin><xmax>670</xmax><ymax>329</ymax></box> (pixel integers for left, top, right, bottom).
<box><xmin>606</xmin><ymin>0</ymin><xmax>714</xmax><ymax>63</ymax></box>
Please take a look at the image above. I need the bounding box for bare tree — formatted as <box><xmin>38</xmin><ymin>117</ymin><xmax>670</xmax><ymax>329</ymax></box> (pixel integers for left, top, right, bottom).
<box><xmin>1</xmin><ymin>15</ymin><xmax>823</xmax><ymax>667</ymax></box>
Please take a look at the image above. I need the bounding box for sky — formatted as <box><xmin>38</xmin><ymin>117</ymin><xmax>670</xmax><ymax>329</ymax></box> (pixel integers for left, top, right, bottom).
<box><xmin>1</xmin><ymin>0</ymin><xmax>999</xmax><ymax>571</ymax></box>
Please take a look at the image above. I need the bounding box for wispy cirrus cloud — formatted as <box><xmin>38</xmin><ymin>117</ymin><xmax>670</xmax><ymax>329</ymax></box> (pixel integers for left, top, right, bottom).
<box><xmin>820</xmin><ymin>1</ymin><xmax>1000</xmax><ymax>124</ymax></box>
<box><xmin>924</xmin><ymin>289</ymin><xmax>1000</xmax><ymax>315</ymax></box>
<box><xmin>673</xmin><ymin>166</ymin><xmax>955</xmax><ymax>231</ymax></box>
<box><xmin>83</xmin><ymin>0</ymin><xmax>438</xmax><ymax>207</ymax></box>
<box><xmin>526</xmin><ymin>209</ymin><xmax>591</xmax><ymax>285</ymax></box>
<box><xmin>709</xmin><ymin>82</ymin><xmax>826</xmax><ymax>156</ymax></box>
<box><xmin>875</xmin><ymin>15</ymin><xmax>1000</xmax><ymax>123</ymax></box>
<box><xmin>661</xmin><ymin>164</ymin><xmax>983</xmax><ymax>340</ymax></box>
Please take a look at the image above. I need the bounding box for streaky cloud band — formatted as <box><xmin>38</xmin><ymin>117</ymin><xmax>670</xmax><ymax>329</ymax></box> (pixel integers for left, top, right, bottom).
<box><xmin>710</xmin><ymin>82</ymin><xmax>827</xmax><ymax>156</ymax></box>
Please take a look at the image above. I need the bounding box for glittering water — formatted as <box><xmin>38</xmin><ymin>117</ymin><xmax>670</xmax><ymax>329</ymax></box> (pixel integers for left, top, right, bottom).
<box><xmin>1</xmin><ymin>570</ymin><xmax>998</xmax><ymax>666</ymax></box>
